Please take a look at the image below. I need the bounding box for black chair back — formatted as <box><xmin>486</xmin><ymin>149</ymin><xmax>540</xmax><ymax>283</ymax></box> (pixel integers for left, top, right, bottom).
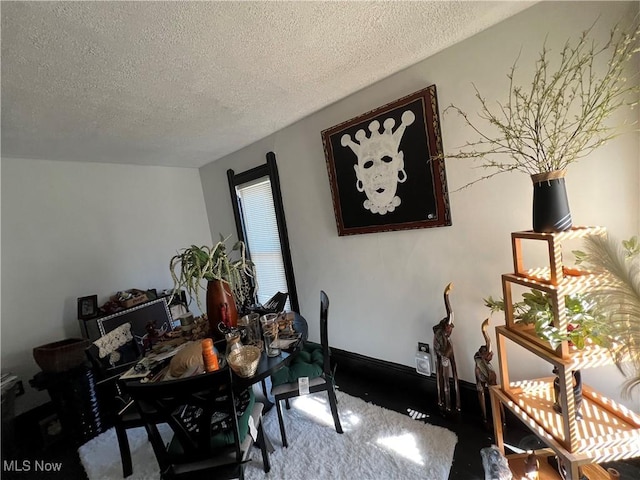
<box><xmin>271</xmin><ymin>290</ymin><xmax>343</xmax><ymax>448</ymax></box>
<box><xmin>319</xmin><ymin>290</ymin><xmax>332</xmax><ymax>376</ymax></box>
<box><xmin>122</xmin><ymin>368</ymin><xmax>246</xmax><ymax>479</ymax></box>
<box><xmin>250</xmin><ymin>291</ymin><xmax>289</xmax><ymax>315</ymax></box>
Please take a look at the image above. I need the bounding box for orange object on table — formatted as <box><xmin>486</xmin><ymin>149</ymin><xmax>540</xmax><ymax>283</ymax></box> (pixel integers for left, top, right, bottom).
<box><xmin>201</xmin><ymin>338</ymin><xmax>219</xmax><ymax>372</ymax></box>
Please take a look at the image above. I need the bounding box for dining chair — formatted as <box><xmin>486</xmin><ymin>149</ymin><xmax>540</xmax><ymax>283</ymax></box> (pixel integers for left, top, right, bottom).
<box><xmin>85</xmin><ymin>323</ymin><xmax>147</xmax><ymax>478</ymax></box>
<box><xmin>249</xmin><ymin>291</ymin><xmax>289</xmax><ymax>316</ymax></box>
<box><xmin>122</xmin><ymin>367</ymin><xmax>270</xmax><ymax>480</ymax></box>
<box><xmin>270</xmin><ymin>290</ymin><xmax>343</xmax><ymax>447</ymax></box>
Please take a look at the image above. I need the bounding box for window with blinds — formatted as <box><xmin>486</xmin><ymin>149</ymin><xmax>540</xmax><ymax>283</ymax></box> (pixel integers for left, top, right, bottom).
<box><xmin>236</xmin><ymin>178</ymin><xmax>291</xmax><ymax>310</ymax></box>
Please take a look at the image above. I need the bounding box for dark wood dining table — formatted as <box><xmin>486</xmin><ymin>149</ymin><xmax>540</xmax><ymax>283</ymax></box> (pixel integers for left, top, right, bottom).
<box><xmin>123</xmin><ymin>311</ymin><xmax>307</xmax><ymax>387</ymax></box>
<box><xmin>119</xmin><ymin>312</ymin><xmax>308</xmax><ymax>452</ymax></box>
<box><xmin>233</xmin><ymin>311</ymin><xmax>308</xmax><ymax>388</ymax></box>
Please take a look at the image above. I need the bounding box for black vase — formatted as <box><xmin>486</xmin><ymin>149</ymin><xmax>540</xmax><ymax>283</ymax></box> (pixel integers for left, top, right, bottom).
<box><xmin>531</xmin><ymin>170</ymin><xmax>572</xmax><ymax>233</ymax></box>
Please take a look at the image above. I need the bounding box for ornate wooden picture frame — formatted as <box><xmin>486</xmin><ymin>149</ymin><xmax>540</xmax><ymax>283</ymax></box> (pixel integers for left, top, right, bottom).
<box><xmin>321</xmin><ymin>85</ymin><xmax>451</xmax><ymax>236</ymax></box>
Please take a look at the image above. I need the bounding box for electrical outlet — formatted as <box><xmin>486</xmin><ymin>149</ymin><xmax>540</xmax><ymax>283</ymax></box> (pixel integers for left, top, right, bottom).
<box><xmin>418</xmin><ymin>342</ymin><xmax>429</xmax><ymax>353</ymax></box>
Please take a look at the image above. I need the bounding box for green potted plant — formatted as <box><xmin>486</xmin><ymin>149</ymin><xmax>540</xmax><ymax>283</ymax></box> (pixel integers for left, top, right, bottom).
<box><xmin>443</xmin><ymin>20</ymin><xmax>639</xmax><ymax>232</ymax></box>
<box><xmin>484</xmin><ymin>291</ymin><xmax>610</xmax><ymax>351</ymax></box>
<box><xmin>169</xmin><ymin>235</ymin><xmax>255</xmax><ymax>335</ymax></box>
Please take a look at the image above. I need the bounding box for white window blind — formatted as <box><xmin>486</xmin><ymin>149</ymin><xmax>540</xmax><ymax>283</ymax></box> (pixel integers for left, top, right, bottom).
<box><xmin>236</xmin><ymin>178</ymin><xmax>290</xmax><ymax>310</ymax></box>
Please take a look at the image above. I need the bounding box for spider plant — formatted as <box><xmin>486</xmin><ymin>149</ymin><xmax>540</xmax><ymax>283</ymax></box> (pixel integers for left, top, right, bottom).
<box><xmin>169</xmin><ymin>235</ymin><xmax>255</xmax><ymax>314</ymax></box>
<box><xmin>574</xmin><ymin>235</ymin><xmax>640</xmax><ymax>396</ymax></box>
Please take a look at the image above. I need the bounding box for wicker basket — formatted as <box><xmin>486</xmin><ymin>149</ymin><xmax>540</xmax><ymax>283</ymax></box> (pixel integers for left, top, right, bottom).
<box><xmin>227</xmin><ymin>346</ymin><xmax>261</xmax><ymax>378</ymax></box>
<box><xmin>33</xmin><ymin>338</ymin><xmax>91</xmax><ymax>373</ymax></box>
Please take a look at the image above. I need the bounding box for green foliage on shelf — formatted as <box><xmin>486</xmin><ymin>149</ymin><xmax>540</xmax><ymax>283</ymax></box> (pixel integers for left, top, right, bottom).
<box><xmin>484</xmin><ymin>291</ymin><xmax>610</xmax><ymax>350</ymax></box>
<box><xmin>485</xmin><ymin>234</ymin><xmax>640</xmax><ymax>397</ymax></box>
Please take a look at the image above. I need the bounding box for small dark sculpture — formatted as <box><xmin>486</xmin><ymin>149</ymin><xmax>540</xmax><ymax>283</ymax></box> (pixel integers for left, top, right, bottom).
<box><xmin>475</xmin><ymin>318</ymin><xmax>497</xmax><ymax>424</ymax></box>
<box><xmin>524</xmin><ymin>452</ymin><xmax>539</xmax><ymax>480</ymax></box>
<box><xmin>140</xmin><ymin>320</ymin><xmax>167</xmax><ymax>351</ymax></box>
<box><xmin>552</xmin><ymin>367</ymin><xmax>583</xmax><ymax>421</ymax></box>
<box><xmin>433</xmin><ymin>282</ymin><xmax>460</xmax><ymax>413</ymax></box>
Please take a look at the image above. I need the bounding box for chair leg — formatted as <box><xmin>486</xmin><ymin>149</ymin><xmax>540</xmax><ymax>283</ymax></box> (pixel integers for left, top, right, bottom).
<box><xmin>285</xmin><ymin>397</ymin><xmax>291</xmax><ymax>410</ymax></box>
<box><xmin>275</xmin><ymin>398</ymin><xmax>288</xmax><ymax>448</ymax></box>
<box><xmin>327</xmin><ymin>387</ymin><xmax>343</xmax><ymax>434</ymax></box>
<box><xmin>115</xmin><ymin>423</ymin><xmax>133</xmax><ymax>477</ymax></box>
<box><xmin>257</xmin><ymin>421</ymin><xmax>271</xmax><ymax>473</ymax></box>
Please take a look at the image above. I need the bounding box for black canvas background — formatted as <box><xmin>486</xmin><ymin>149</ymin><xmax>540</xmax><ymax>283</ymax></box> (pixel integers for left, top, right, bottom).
<box><xmin>328</xmin><ymin>97</ymin><xmax>437</xmax><ymax>230</ymax></box>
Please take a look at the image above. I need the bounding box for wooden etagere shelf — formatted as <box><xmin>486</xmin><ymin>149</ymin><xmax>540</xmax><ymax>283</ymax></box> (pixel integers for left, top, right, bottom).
<box><xmin>505</xmin><ymin>449</ymin><xmax>621</xmax><ymax>480</ymax></box>
<box><xmin>490</xmin><ymin>226</ymin><xmax>640</xmax><ymax>480</ymax></box>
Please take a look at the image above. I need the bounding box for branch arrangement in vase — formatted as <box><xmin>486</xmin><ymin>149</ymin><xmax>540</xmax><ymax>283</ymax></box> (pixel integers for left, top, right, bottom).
<box><xmin>443</xmin><ymin>18</ymin><xmax>639</xmax><ymax>187</ymax></box>
<box><xmin>169</xmin><ymin>235</ymin><xmax>255</xmax><ymax>314</ymax></box>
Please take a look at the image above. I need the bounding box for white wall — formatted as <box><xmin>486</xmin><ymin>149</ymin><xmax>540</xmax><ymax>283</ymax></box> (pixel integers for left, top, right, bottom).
<box><xmin>200</xmin><ymin>1</ymin><xmax>640</xmax><ymax>410</ymax></box>
<box><xmin>1</xmin><ymin>158</ymin><xmax>212</xmax><ymax>414</ymax></box>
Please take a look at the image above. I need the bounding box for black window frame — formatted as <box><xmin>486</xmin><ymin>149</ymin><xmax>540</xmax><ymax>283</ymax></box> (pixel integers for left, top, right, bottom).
<box><xmin>226</xmin><ymin>151</ymin><xmax>299</xmax><ymax>313</ymax></box>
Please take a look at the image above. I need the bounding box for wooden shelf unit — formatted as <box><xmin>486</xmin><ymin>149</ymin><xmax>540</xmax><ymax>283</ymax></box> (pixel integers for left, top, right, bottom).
<box><xmin>511</xmin><ymin>227</ymin><xmax>607</xmax><ymax>286</ymax></box>
<box><xmin>505</xmin><ymin>449</ymin><xmax>616</xmax><ymax>480</ymax></box>
<box><xmin>490</xmin><ymin>227</ymin><xmax>640</xmax><ymax>480</ymax></box>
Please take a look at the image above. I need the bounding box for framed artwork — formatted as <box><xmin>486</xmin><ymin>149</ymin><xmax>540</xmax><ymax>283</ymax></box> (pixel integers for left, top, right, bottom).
<box><xmin>321</xmin><ymin>85</ymin><xmax>451</xmax><ymax>236</ymax></box>
<box><xmin>77</xmin><ymin>294</ymin><xmax>98</xmax><ymax>320</ymax></box>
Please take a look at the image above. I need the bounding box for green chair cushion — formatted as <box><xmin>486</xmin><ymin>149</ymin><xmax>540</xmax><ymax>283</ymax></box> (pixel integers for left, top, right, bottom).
<box><xmin>167</xmin><ymin>388</ymin><xmax>255</xmax><ymax>455</ymax></box>
<box><xmin>271</xmin><ymin>342</ymin><xmax>324</xmax><ymax>387</ymax></box>
<box><xmin>210</xmin><ymin>389</ymin><xmax>255</xmax><ymax>448</ymax></box>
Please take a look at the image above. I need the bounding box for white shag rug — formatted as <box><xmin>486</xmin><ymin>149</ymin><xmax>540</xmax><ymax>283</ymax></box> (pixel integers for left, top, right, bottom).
<box><xmin>79</xmin><ymin>390</ymin><xmax>457</xmax><ymax>480</ymax></box>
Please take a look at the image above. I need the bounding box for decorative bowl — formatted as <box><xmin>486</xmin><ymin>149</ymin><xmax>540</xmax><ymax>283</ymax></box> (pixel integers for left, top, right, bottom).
<box><xmin>33</xmin><ymin>338</ymin><xmax>91</xmax><ymax>373</ymax></box>
<box><xmin>227</xmin><ymin>345</ymin><xmax>261</xmax><ymax>378</ymax></box>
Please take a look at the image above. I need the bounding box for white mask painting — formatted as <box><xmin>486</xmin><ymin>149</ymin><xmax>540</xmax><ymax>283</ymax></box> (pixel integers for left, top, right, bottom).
<box><xmin>340</xmin><ymin>110</ymin><xmax>415</xmax><ymax>215</ymax></box>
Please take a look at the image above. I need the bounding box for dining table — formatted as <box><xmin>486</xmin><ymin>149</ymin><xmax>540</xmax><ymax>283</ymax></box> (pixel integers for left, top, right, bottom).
<box><xmin>118</xmin><ymin>311</ymin><xmax>309</xmax><ymax>451</ymax></box>
<box><xmin>122</xmin><ymin>312</ymin><xmax>307</xmax><ymax>381</ymax></box>
<box><xmin>234</xmin><ymin>311</ymin><xmax>308</xmax><ymax>391</ymax></box>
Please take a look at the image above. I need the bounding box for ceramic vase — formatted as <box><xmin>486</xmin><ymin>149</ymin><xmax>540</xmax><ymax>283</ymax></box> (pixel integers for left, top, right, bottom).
<box><xmin>206</xmin><ymin>280</ymin><xmax>238</xmax><ymax>339</ymax></box>
<box><xmin>531</xmin><ymin>170</ymin><xmax>572</xmax><ymax>233</ymax></box>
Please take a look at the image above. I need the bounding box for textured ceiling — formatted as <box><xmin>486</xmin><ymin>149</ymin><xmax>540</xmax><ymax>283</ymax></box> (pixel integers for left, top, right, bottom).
<box><xmin>1</xmin><ymin>1</ymin><xmax>535</xmax><ymax>168</ymax></box>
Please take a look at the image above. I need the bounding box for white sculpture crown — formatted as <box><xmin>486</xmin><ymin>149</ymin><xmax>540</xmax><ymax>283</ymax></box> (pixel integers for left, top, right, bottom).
<box><xmin>340</xmin><ymin>110</ymin><xmax>415</xmax><ymax>157</ymax></box>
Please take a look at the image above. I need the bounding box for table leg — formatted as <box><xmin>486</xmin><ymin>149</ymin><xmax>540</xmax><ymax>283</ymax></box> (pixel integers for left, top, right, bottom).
<box><xmin>264</xmin><ymin>428</ymin><xmax>275</xmax><ymax>454</ymax></box>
